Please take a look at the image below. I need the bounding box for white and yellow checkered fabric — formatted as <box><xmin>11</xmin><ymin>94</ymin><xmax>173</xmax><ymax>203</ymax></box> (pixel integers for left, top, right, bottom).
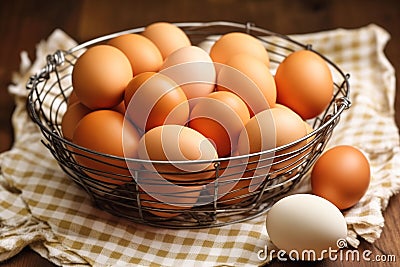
<box><xmin>0</xmin><ymin>24</ymin><xmax>399</xmax><ymax>266</ymax></box>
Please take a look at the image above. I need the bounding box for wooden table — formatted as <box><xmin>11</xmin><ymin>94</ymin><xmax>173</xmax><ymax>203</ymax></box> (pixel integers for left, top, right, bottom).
<box><xmin>1</xmin><ymin>1</ymin><xmax>399</xmax><ymax>266</ymax></box>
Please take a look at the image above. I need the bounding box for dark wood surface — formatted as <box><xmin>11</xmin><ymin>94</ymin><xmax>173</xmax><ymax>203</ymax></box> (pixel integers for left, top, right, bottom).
<box><xmin>0</xmin><ymin>0</ymin><xmax>399</xmax><ymax>266</ymax></box>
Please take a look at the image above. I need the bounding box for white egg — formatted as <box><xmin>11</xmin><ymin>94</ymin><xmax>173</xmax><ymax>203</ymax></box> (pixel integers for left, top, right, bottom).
<box><xmin>266</xmin><ymin>194</ymin><xmax>347</xmax><ymax>261</ymax></box>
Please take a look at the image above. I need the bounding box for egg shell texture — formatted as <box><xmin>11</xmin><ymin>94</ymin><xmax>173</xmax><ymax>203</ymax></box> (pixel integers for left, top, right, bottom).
<box><xmin>160</xmin><ymin>45</ymin><xmax>216</xmax><ymax>108</ymax></box>
<box><xmin>275</xmin><ymin>49</ymin><xmax>333</xmax><ymax>120</ymax></box>
<box><xmin>210</xmin><ymin>32</ymin><xmax>270</xmax><ymax>66</ymax></box>
<box><xmin>124</xmin><ymin>72</ymin><xmax>189</xmax><ymax>131</ymax></box>
<box><xmin>311</xmin><ymin>145</ymin><xmax>371</xmax><ymax>210</ymax></box>
<box><xmin>189</xmin><ymin>91</ymin><xmax>250</xmax><ymax>157</ymax></box>
<box><xmin>107</xmin><ymin>33</ymin><xmax>163</xmax><ymax>75</ymax></box>
<box><xmin>72</xmin><ymin>110</ymin><xmax>140</xmax><ymax>184</ymax></box>
<box><xmin>61</xmin><ymin>101</ymin><xmax>91</xmax><ymax>141</ymax></box>
<box><xmin>72</xmin><ymin>45</ymin><xmax>133</xmax><ymax>109</ymax></box>
<box><xmin>217</xmin><ymin>53</ymin><xmax>276</xmax><ymax>116</ymax></box>
<box><xmin>142</xmin><ymin>22</ymin><xmax>191</xmax><ymax>59</ymax></box>
<box><xmin>137</xmin><ymin>125</ymin><xmax>218</xmax><ymax>181</ymax></box>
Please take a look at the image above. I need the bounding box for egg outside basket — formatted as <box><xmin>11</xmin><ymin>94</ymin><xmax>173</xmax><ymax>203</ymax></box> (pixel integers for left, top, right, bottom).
<box><xmin>26</xmin><ymin>21</ymin><xmax>350</xmax><ymax>229</ymax></box>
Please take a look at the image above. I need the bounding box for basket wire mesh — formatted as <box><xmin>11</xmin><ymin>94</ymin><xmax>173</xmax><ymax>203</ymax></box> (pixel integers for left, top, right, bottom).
<box><xmin>26</xmin><ymin>21</ymin><xmax>350</xmax><ymax>228</ymax></box>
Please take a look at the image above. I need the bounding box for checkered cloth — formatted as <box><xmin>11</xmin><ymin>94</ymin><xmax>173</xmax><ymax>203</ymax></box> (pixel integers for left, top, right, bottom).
<box><xmin>1</xmin><ymin>24</ymin><xmax>399</xmax><ymax>266</ymax></box>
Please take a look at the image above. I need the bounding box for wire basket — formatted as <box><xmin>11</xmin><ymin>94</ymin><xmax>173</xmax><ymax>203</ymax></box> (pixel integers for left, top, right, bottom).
<box><xmin>26</xmin><ymin>21</ymin><xmax>350</xmax><ymax>228</ymax></box>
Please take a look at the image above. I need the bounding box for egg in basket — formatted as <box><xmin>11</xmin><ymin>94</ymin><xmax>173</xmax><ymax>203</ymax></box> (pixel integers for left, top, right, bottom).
<box><xmin>27</xmin><ymin>21</ymin><xmax>350</xmax><ymax>228</ymax></box>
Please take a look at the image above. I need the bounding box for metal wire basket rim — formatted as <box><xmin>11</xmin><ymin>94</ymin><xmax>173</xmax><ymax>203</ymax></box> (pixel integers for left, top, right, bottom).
<box><xmin>69</xmin><ymin>21</ymin><xmax>296</xmax><ymax>54</ymax></box>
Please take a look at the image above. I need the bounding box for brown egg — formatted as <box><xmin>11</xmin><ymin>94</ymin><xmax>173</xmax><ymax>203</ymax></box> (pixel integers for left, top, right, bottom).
<box><xmin>214</xmin><ymin>170</ymin><xmax>264</xmax><ymax>206</ymax></box>
<box><xmin>269</xmin><ymin>106</ymin><xmax>308</xmax><ymax>171</ymax></box>
<box><xmin>72</xmin><ymin>110</ymin><xmax>141</xmax><ymax>184</ymax></box>
<box><xmin>311</xmin><ymin>145</ymin><xmax>371</xmax><ymax>210</ymax></box>
<box><xmin>217</xmin><ymin>53</ymin><xmax>276</xmax><ymax>116</ymax></box>
<box><xmin>237</xmin><ymin>109</ymin><xmax>275</xmax><ymax>173</ymax></box>
<box><xmin>275</xmin><ymin>49</ymin><xmax>333</xmax><ymax>120</ymax></box>
<box><xmin>72</xmin><ymin>45</ymin><xmax>133</xmax><ymax>109</ymax></box>
<box><xmin>204</xmin><ymin>151</ymin><xmax>268</xmax><ymax>205</ymax></box>
<box><xmin>107</xmin><ymin>33</ymin><xmax>163</xmax><ymax>75</ymax></box>
<box><xmin>160</xmin><ymin>45</ymin><xmax>216</xmax><ymax>109</ymax></box>
<box><xmin>237</xmin><ymin>107</ymin><xmax>307</xmax><ymax>173</ymax></box>
<box><xmin>61</xmin><ymin>102</ymin><xmax>91</xmax><ymax>141</ymax></box>
<box><xmin>189</xmin><ymin>91</ymin><xmax>250</xmax><ymax>157</ymax></box>
<box><xmin>142</xmin><ymin>22</ymin><xmax>191</xmax><ymax>59</ymax></box>
<box><xmin>267</xmin><ymin>105</ymin><xmax>314</xmax><ymax>177</ymax></box>
<box><xmin>137</xmin><ymin>125</ymin><xmax>218</xmax><ymax>182</ymax></box>
<box><xmin>210</xmin><ymin>32</ymin><xmax>270</xmax><ymax>66</ymax></box>
<box><xmin>124</xmin><ymin>72</ymin><xmax>189</xmax><ymax>132</ymax></box>
<box><xmin>276</xmin><ymin>104</ymin><xmax>314</xmax><ymax>144</ymax></box>
<box><xmin>138</xmin><ymin>173</ymin><xmax>202</xmax><ymax>218</ymax></box>
<box><xmin>217</xmin><ymin>176</ymin><xmax>253</xmax><ymax>206</ymax></box>
<box><xmin>139</xmin><ymin>190</ymin><xmax>200</xmax><ymax>218</ymax></box>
